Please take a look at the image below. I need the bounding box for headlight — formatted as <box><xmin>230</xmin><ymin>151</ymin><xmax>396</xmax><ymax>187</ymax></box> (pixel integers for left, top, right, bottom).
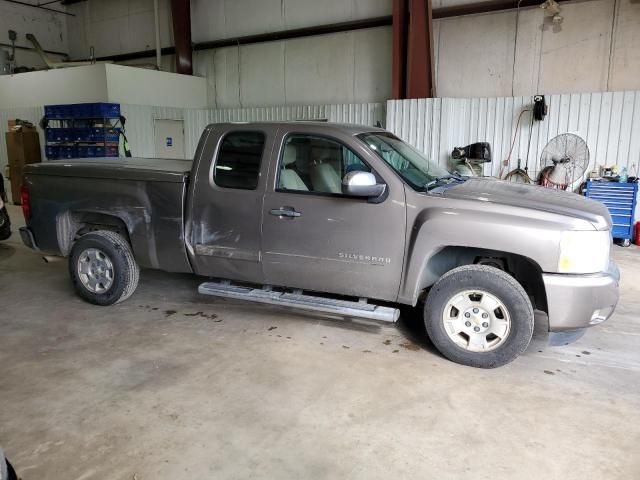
<box><xmin>558</xmin><ymin>230</ymin><xmax>611</xmax><ymax>274</ymax></box>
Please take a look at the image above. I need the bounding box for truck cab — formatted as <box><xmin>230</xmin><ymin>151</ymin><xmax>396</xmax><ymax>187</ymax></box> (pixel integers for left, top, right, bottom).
<box><xmin>187</xmin><ymin>123</ymin><xmax>408</xmax><ymax>303</ymax></box>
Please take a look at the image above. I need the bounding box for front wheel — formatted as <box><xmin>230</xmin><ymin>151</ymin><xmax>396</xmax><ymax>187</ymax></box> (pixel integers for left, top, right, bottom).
<box><xmin>69</xmin><ymin>231</ymin><xmax>139</xmax><ymax>305</ymax></box>
<box><xmin>424</xmin><ymin>265</ymin><xmax>534</xmax><ymax>368</ymax></box>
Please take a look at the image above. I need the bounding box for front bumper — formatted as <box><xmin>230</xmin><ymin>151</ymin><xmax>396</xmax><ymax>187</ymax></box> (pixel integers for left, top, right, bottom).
<box><xmin>543</xmin><ymin>260</ymin><xmax>619</xmax><ymax>332</ymax></box>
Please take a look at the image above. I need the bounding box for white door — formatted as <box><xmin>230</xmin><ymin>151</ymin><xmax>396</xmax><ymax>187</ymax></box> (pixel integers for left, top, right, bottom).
<box><xmin>154</xmin><ymin>119</ymin><xmax>185</xmax><ymax>159</ymax></box>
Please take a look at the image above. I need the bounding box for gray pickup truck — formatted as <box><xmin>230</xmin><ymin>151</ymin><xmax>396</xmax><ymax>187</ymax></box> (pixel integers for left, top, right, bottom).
<box><xmin>19</xmin><ymin>122</ymin><xmax>619</xmax><ymax>368</ymax></box>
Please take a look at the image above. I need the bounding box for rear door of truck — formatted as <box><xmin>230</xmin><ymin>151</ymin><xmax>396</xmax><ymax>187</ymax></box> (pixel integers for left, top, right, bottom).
<box><xmin>187</xmin><ymin>124</ymin><xmax>277</xmax><ymax>283</ymax></box>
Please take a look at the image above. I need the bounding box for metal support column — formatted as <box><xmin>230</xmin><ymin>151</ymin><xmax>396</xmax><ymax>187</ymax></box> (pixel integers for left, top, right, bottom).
<box><xmin>392</xmin><ymin>0</ymin><xmax>409</xmax><ymax>99</ymax></box>
<box><xmin>392</xmin><ymin>0</ymin><xmax>435</xmax><ymax>99</ymax></box>
<box><xmin>170</xmin><ymin>0</ymin><xmax>193</xmax><ymax>75</ymax></box>
<box><xmin>406</xmin><ymin>0</ymin><xmax>434</xmax><ymax>98</ymax></box>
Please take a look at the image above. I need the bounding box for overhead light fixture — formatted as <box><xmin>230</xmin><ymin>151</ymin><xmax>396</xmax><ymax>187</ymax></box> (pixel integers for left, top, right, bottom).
<box><xmin>540</xmin><ymin>0</ymin><xmax>563</xmax><ymax>24</ymax></box>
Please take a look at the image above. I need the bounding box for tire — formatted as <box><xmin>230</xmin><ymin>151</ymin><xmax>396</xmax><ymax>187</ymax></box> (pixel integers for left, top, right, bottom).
<box><xmin>424</xmin><ymin>265</ymin><xmax>534</xmax><ymax>368</ymax></box>
<box><xmin>0</xmin><ymin>206</ymin><xmax>10</xmax><ymax>241</ymax></box>
<box><xmin>69</xmin><ymin>231</ymin><xmax>139</xmax><ymax>306</ymax></box>
<box><xmin>6</xmin><ymin>459</ymin><xmax>17</xmax><ymax>480</ymax></box>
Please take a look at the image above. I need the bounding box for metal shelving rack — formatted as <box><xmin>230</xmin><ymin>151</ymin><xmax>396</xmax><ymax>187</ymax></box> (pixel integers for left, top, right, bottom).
<box><xmin>44</xmin><ymin>103</ymin><xmax>121</xmax><ymax>160</ymax></box>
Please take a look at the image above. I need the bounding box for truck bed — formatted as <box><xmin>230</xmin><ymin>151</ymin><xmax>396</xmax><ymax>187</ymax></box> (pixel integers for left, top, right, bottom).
<box><xmin>23</xmin><ymin>157</ymin><xmax>193</xmax><ymax>273</ymax></box>
<box><xmin>26</xmin><ymin>157</ymin><xmax>192</xmax><ymax>183</ymax></box>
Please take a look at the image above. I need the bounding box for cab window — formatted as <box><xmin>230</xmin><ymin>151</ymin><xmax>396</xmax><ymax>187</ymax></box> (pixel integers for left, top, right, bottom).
<box><xmin>214</xmin><ymin>131</ymin><xmax>265</xmax><ymax>190</ymax></box>
<box><xmin>277</xmin><ymin>135</ymin><xmax>370</xmax><ymax>194</ymax></box>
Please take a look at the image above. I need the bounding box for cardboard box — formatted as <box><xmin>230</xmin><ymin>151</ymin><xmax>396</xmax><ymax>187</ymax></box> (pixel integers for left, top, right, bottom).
<box><xmin>5</xmin><ymin>130</ymin><xmax>41</xmax><ymax>204</ymax></box>
<box><xmin>7</xmin><ymin>119</ymin><xmax>36</xmax><ymax>132</ymax></box>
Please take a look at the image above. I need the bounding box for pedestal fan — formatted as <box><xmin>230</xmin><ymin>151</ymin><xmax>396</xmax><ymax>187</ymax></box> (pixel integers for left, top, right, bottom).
<box><xmin>538</xmin><ymin>133</ymin><xmax>589</xmax><ymax>191</ymax></box>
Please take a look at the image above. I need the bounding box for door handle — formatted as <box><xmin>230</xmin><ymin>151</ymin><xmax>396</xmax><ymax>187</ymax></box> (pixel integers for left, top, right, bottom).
<box><xmin>270</xmin><ymin>207</ymin><xmax>301</xmax><ymax>218</ymax></box>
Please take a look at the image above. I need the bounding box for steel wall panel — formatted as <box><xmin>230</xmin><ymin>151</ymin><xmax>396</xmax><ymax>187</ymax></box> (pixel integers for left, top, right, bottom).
<box><xmin>387</xmin><ymin>91</ymin><xmax>640</xmax><ymax>181</ymax></box>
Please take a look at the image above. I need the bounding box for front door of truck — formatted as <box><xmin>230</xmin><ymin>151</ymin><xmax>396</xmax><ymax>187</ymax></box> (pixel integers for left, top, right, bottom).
<box><xmin>187</xmin><ymin>124</ymin><xmax>276</xmax><ymax>283</ymax></box>
<box><xmin>261</xmin><ymin>128</ymin><xmax>406</xmax><ymax>302</ymax></box>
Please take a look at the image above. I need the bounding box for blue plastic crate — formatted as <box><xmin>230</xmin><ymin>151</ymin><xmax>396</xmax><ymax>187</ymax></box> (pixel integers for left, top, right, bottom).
<box><xmin>85</xmin><ymin>145</ymin><xmax>97</xmax><ymax>157</ymax></box>
<box><xmin>46</xmin><ymin>128</ymin><xmax>76</xmax><ymax>142</ymax></box>
<box><xmin>90</xmin><ymin>127</ymin><xmax>120</xmax><ymax>142</ymax></box>
<box><xmin>77</xmin><ymin>145</ymin><xmax>98</xmax><ymax>157</ymax></box>
<box><xmin>45</xmin><ymin>145</ymin><xmax>60</xmax><ymax>159</ymax></box>
<box><xmin>105</xmin><ymin>145</ymin><xmax>118</xmax><ymax>157</ymax></box>
<box><xmin>59</xmin><ymin>146</ymin><xmax>77</xmax><ymax>159</ymax></box>
<box><xmin>44</xmin><ymin>104</ymin><xmax>69</xmax><ymax>119</ymax></box>
<box><xmin>77</xmin><ymin>145</ymin><xmax>89</xmax><ymax>157</ymax></box>
<box><xmin>68</xmin><ymin>128</ymin><xmax>93</xmax><ymax>142</ymax></box>
<box><xmin>70</xmin><ymin>104</ymin><xmax>88</xmax><ymax>118</ymax></box>
<box><xmin>92</xmin><ymin>145</ymin><xmax>119</xmax><ymax>157</ymax></box>
<box><xmin>45</xmin><ymin>103</ymin><xmax>120</xmax><ymax>119</ymax></box>
<box><xmin>46</xmin><ymin>128</ymin><xmax>65</xmax><ymax>142</ymax></box>
<box><xmin>92</xmin><ymin>103</ymin><xmax>120</xmax><ymax>118</ymax></box>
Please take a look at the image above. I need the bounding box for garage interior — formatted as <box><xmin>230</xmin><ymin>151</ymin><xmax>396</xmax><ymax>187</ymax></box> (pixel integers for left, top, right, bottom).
<box><xmin>1</xmin><ymin>0</ymin><xmax>640</xmax><ymax>479</ymax></box>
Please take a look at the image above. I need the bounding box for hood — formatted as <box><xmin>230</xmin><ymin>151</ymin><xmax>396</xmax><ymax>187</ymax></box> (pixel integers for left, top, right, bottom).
<box><xmin>439</xmin><ymin>178</ymin><xmax>611</xmax><ymax>230</ymax></box>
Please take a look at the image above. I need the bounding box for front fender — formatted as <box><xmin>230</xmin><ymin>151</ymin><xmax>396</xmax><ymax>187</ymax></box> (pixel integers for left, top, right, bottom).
<box><xmin>398</xmin><ymin>203</ymin><xmax>568</xmax><ymax>305</ymax></box>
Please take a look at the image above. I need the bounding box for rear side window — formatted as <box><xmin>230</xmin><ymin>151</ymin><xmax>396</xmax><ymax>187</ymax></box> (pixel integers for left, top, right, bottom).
<box><xmin>214</xmin><ymin>131</ymin><xmax>265</xmax><ymax>190</ymax></box>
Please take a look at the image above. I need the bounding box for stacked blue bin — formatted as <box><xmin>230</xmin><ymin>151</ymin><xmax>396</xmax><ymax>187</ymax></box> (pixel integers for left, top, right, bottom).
<box><xmin>44</xmin><ymin>103</ymin><xmax>121</xmax><ymax>160</ymax></box>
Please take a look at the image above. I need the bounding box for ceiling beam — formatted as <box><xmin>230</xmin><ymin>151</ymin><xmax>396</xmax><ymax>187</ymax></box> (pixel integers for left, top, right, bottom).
<box><xmin>94</xmin><ymin>0</ymin><xmax>572</xmax><ymax>63</ymax></box>
<box><xmin>0</xmin><ymin>0</ymin><xmax>74</xmax><ymax>16</ymax></box>
<box><xmin>432</xmin><ymin>0</ymin><xmax>570</xmax><ymax>19</ymax></box>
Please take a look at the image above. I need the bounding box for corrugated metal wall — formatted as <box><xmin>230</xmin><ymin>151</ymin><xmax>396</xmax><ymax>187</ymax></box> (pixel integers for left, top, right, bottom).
<box><xmin>387</xmin><ymin>91</ymin><xmax>640</xmax><ymax>180</ymax></box>
<box><xmin>0</xmin><ymin>103</ymin><xmax>385</xmax><ymax>179</ymax></box>
<box><xmin>127</xmin><ymin>102</ymin><xmax>385</xmax><ymax>159</ymax></box>
<box><xmin>186</xmin><ymin>102</ymin><xmax>385</xmax><ymax>157</ymax></box>
<box><xmin>120</xmin><ymin>105</ymin><xmax>186</xmax><ymax>158</ymax></box>
<box><xmin>3</xmin><ymin>94</ymin><xmax>637</xmax><ymax>181</ymax></box>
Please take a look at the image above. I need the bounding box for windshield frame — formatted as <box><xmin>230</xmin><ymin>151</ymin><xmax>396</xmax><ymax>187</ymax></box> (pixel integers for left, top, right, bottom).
<box><xmin>356</xmin><ymin>132</ymin><xmax>451</xmax><ymax>191</ymax></box>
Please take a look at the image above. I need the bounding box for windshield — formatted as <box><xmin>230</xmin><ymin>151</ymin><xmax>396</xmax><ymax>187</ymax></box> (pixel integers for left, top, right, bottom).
<box><xmin>358</xmin><ymin>132</ymin><xmax>451</xmax><ymax>190</ymax></box>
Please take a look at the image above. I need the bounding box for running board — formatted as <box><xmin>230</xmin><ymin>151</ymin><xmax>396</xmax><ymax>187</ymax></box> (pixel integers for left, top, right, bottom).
<box><xmin>198</xmin><ymin>281</ymin><xmax>399</xmax><ymax>323</ymax></box>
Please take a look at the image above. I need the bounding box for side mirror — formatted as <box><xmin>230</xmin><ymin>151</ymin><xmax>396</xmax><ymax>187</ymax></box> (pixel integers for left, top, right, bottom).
<box><xmin>342</xmin><ymin>171</ymin><xmax>386</xmax><ymax>198</ymax></box>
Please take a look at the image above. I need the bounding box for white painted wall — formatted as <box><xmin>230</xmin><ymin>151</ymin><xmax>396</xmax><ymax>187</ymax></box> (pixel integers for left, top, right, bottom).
<box><xmin>0</xmin><ymin>64</ymin><xmax>108</xmax><ymax>108</ymax></box>
<box><xmin>65</xmin><ymin>0</ymin><xmax>174</xmax><ymax>60</ymax></box>
<box><xmin>0</xmin><ymin>0</ymin><xmax>68</xmax><ymax>69</ymax></box>
<box><xmin>65</xmin><ymin>0</ymin><xmax>393</xmax><ymax>106</ymax></box>
<box><xmin>190</xmin><ymin>0</ymin><xmax>391</xmax><ymax>42</ymax></box>
<box><xmin>105</xmin><ymin>64</ymin><xmax>207</xmax><ymax>108</ymax></box>
<box><xmin>194</xmin><ymin>26</ymin><xmax>392</xmax><ymax>108</ymax></box>
<box><xmin>64</xmin><ymin>0</ymin><xmax>640</xmax><ymax>106</ymax></box>
<box><xmin>0</xmin><ymin>64</ymin><xmax>207</xmax><ymax>109</ymax></box>
<box><xmin>435</xmin><ymin>0</ymin><xmax>640</xmax><ymax>97</ymax></box>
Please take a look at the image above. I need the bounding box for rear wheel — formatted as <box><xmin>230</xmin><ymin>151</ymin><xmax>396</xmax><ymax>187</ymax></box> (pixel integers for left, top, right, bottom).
<box><xmin>424</xmin><ymin>265</ymin><xmax>534</xmax><ymax>368</ymax></box>
<box><xmin>0</xmin><ymin>206</ymin><xmax>10</xmax><ymax>240</ymax></box>
<box><xmin>69</xmin><ymin>231</ymin><xmax>139</xmax><ymax>305</ymax></box>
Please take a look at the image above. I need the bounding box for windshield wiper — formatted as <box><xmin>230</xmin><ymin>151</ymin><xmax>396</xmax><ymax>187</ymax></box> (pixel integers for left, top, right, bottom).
<box><xmin>425</xmin><ymin>173</ymin><xmax>466</xmax><ymax>191</ymax></box>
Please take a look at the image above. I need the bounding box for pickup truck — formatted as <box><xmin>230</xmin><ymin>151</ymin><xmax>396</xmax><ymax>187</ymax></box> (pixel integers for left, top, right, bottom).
<box><xmin>19</xmin><ymin>122</ymin><xmax>619</xmax><ymax>368</ymax></box>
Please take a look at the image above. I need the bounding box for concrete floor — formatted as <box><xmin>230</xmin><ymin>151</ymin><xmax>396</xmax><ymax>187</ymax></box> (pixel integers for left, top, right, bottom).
<box><xmin>1</xmin><ymin>204</ymin><xmax>639</xmax><ymax>480</ymax></box>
